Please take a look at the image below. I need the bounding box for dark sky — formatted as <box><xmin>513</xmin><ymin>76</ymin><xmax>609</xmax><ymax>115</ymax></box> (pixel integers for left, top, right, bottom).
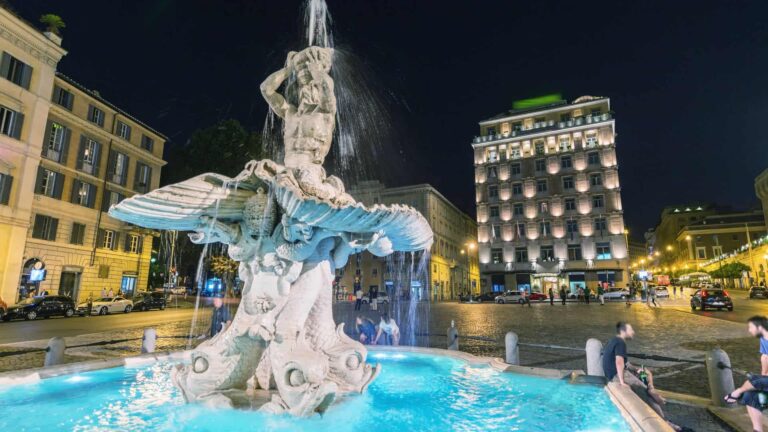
<box><xmin>14</xmin><ymin>0</ymin><xmax>768</xmax><ymax>239</ymax></box>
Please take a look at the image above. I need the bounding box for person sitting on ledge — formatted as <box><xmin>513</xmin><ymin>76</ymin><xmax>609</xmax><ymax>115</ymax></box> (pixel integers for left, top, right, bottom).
<box><xmin>723</xmin><ymin>316</ymin><xmax>768</xmax><ymax>432</ymax></box>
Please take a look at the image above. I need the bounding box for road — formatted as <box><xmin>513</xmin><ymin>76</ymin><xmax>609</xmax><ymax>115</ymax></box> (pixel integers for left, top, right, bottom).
<box><xmin>0</xmin><ymin>308</ymin><xmax>198</xmax><ymax>344</ymax></box>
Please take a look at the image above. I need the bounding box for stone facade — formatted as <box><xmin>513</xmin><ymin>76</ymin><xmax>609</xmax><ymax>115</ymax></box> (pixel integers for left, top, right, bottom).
<box><xmin>757</xmin><ymin>168</ymin><xmax>768</xmax><ymax>227</ymax></box>
<box><xmin>0</xmin><ymin>8</ymin><xmax>66</xmax><ymax>304</ymax></box>
<box><xmin>472</xmin><ymin>96</ymin><xmax>628</xmax><ymax>295</ymax></box>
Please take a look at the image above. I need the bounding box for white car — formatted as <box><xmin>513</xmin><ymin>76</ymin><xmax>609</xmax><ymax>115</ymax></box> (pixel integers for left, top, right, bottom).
<box><xmin>78</xmin><ymin>297</ymin><xmax>133</xmax><ymax>316</ymax></box>
<box><xmin>495</xmin><ymin>291</ymin><xmax>524</xmax><ymax>304</ymax></box>
<box><xmin>654</xmin><ymin>287</ymin><xmax>669</xmax><ymax>298</ymax></box>
<box><xmin>602</xmin><ymin>287</ymin><xmax>630</xmax><ymax>300</ymax></box>
<box><xmin>361</xmin><ymin>293</ymin><xmax>390</xmax><ymax>305</ymax></box>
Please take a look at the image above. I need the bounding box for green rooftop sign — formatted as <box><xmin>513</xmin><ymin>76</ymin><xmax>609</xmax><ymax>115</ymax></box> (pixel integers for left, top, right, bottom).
<box><xmin>513</xmin><ymin>94</ymin><xmax>563</xmax><ymax>110</ymax></box>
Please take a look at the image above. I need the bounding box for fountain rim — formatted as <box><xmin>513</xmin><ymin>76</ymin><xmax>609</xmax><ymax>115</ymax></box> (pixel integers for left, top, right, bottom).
<box><xmin>0</xmin><ymin>346</ymin><xmax>666</xmax><ymax>431</ymax></box>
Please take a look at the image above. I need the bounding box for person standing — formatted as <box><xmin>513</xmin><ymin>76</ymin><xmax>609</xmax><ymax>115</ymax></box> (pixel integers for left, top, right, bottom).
<box><xmin>108</xmin><ymin>288</ymin><xmax>114</xmax><ymax>297</ymax></box>
<box><xmin>369</xmin><ymin>285</ymin><xmax>378</xmax><ymax>311</ymax></box>
<box><xmin>559</xmin><ymin>285</ymin><xmax>567</xmax><ymax>305</ymax></box>
<box><xmin>209</xmin><ymin>296</ymin><xmax>231</xmax><ymax>338</ymax></box>
<box><xmin>584</xmin><ymin>285</ymin><xmax>591</xmax><ymax>305</ymax></box>
<box><xmin>548</xmin><ymin>287</ymin><xmax>554</xmax><ymax>306</ymax></box>
<box><xmin>672</xmin><ymin>285</ymin><xmax>677</xmax><ymax>298</ymax></box>
<box><xmin>521</xmin><ymin>290</ymin><xmax>531</xmax><ymax>308</ymax></box>
<box><xmin>649</xmin><ymin>285</ymin><xmax>658</xmax><ymax>307</ymax></box>
<box><xmin>598</xmin><ymin>284</ymin><xmax>605</xmax><ymax>305</ymax></box>
<box><xmin>354</xmin><ymin>287</ymin><xmax>363</xmax><ymax>311</ymax></box>
<box><xmin>577</xmin><ymin>286</ymin><xmax>584</xmax><ymax>304</ymax></box>
<box><xmin>86</xmin><ymin>294</ymin><xmax>93</xmax><ymax>317</ymax></box>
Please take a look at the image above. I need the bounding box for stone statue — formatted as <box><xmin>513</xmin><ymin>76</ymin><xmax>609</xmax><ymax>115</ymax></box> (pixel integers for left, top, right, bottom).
<box><xmin>109</xmin><ymin>45</ymin><xmax>433</xmax><ymax>416</ymax></box>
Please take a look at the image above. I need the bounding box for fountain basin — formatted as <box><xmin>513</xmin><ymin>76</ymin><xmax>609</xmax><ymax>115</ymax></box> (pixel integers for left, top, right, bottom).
<box><xmin>0</xmin><ymin>347</ymin><xmax>654</xmax><ymax>431</ymax></box>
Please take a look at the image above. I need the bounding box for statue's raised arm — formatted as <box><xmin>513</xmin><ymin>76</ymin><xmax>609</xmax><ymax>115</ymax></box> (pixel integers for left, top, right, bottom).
<box><xmin>259</xmin><ymin>53</ymin><xmax>296</xmax><ymax>119</ymax></box>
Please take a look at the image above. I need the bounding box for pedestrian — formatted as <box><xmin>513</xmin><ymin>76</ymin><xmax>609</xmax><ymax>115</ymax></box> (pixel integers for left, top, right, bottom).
<box><xmin>374</xmin><ymin>313</ymin><xmax>400</xmax><ymax>346</ymax></box>
<box><xmin>559</xmin><ymin>285</ymin><xmax>567</xmax><ymax>305</ymax></box>
<box><xmin>598</xmin><ymin>284</ymin><xmax>605</xmax><ymax>305</ymax></box>
<box><xmin>649</xmin><ymin>285</ymin><xmax>658</xmax><ymax>307</ymax></box>
<box><xmin>369</xmin><ymin>285</ymin><xmax>378</xmax><ymax>311</ymax></box>
<box><xmin>672</xmin><ymin>285</ymin><xmax>677</xmax><ymax>298</ymax></box>
<box><xmin>86</xmin><ymin>294</ymin><xmax>93</xmax><ymax>317</ymax></box>
<box><xmin>355</xmin><ymin>315</ymin><xmax>377</xmax><ymax>345</ymax></box>
<box><xmin>354</xmin><ymin>287</ymin><xmax>363</xmax><ymax>311</ymax></box>
<box><xmin>209</xmin><ymin>295</ymin><xmax>231</xmax><ymax>338</ymax></box>
<box><xmin>521</xmin><ymin>290</ymin><xmax>531</xmax><ymax>308</ymax></box>
<box><xmin>584</xmin><ymin>285</ymin><xmax>591</xmax><ymax>305</ymax></box>
<box><xmin>723</xmin><ymin>316</ymin><xmax>768</xmax><ymax>431</ymax></box>
<box><xmin>548</xmin><ymin>287</ymin><xmax>554</xmax><ymax>306</ymax></box>
<box><xmin>577</xmin><ymin>287</ymin><xmax>584</xmax><ymax>303</ymax></box>
<box><xmin>101</xmin><ymin>287</ymin><xmax>107</xmax><ymax>298</ymax></box>
<box><xmin>108</xmin><ymin>288</ymin><xmax>114</xmax><ymax>297</ymax></box>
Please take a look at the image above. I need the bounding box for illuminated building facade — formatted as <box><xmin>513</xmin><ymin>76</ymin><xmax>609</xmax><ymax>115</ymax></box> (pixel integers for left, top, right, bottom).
<box><xmin>472</xmin><ymin>96</ymin><xmax>628</xmax><ymax>295</ymax></box>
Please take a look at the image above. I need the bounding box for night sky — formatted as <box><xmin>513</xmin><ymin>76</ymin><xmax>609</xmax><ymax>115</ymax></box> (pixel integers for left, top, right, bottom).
<box><xmin>13</xmin><ymin>1</ymin><xmax>768</xmax><ymax>239</ymax></box>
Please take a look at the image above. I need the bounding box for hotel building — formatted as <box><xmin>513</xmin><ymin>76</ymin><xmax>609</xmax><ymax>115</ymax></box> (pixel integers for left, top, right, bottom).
<box><xmin>472</xmin><ymin>96</ymin><xmax>628</xmax><ymax>295</ymax></box>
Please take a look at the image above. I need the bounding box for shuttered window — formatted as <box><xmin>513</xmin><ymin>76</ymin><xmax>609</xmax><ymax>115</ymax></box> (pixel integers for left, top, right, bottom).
<box><xmin>0</xmin><ymin>52</ymin><xmax>32</xmax><ymax>89</ymax></box>
<box><xmin>76</xmin><ymin>136</ymin><xmax>101</xmax><ymax>176</ymax></box>
<box><xmin>124</xmin><ymin>234</ymin><xmax>143</xmax><ymax>254</ymax></box>
<box><xmin>42</xmin><ymin>121</ymin><xmax>71</xmax><ymax>163</ymax></box>
<box><xmin>141</xmin><ymin>135</ymin><xmax>154</xmax><ymax>152</ymax></box>
<box><xmin>71</xmin><ymin>179</ymin><xmax>96</xmax><ymax>208</ymax></box>
<box><xmin>97</xmin><ymin>228</ymin><xmax>119</xmax><ymax>250</ymax></box>
<box><xmin>102</xmin><ymin>189</ymin><xmax>125</xmax><ymax>211</ymax></box>
<box><xmin>0</xmin><ymin>173</ymin><xmax>12</xmax><ymax>205</ymax></box>
<box><xmin>134</xmin><ymin>162</ymin><xmax>152</xmax><ymax>193</ymax></box>
<box><xmin>0</xmin><ymin>105</ymin><xmax>24</xmax><ymax>139</ymax></box>
<box><xmin>70</xmin><ymin>223</ymin><xmax>86</xmax><ymax>245</ymax></box>
<box><xmin>116</xmin><ymin>121</ymin><xmax>131</xmax><ymax>140</ymax></box>
<box><xmin>52</xmin><ymin>85</ymin><xmax>74</xmax><ymax>110</ymax></box>
<box><xmin>107</xmin><ymin>150</ymin><xmax>129</xmax><ymax>185</ymax></box>
<box><xmin>32</xmin><ymin>214</ymin><xmax>58</xmax><ymax>241</ymax></box>
<box><xmin>34</xmin><ymin>167</ymin><xmax>64</xmax><ymax>199</ymax></box>
<box><xmin>87</xmin><ymin>104</ymin><xmax>105</xmax><ymax>127</ymax></box>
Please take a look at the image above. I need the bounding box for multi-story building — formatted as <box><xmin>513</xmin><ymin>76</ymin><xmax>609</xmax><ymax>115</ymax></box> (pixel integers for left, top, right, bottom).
<box><xmin>0</xmin><ymin>8</ymin><xmax>66</xmax><ymax>304</ymax></box>
<box><xmin>472</xmin><ymin>95</ymin><xmax>628</xmax><ymax>295</ymax></box>
<box><xmin>757</xmin><ymin>168</ymin><xmax>768</xmax><ymax>226</ymax></box>
<box><xmin>337</xmin><ymin>181</ymin><xmax>479</xmax><ymax>302</ymax></box>
<box><xmin>645</xmin><ymin>204</ymin><xmax>717</xmax><ymax>267</ymax></box>
<box><xmin>0</xmin><ymin>7</ymin><xmax>167</xmax><ymax>304</ymax></box>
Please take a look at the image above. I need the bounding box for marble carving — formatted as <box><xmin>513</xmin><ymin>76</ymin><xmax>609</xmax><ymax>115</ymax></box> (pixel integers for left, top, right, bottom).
<box><xmin>109</xmin><ymin>46</ymin><xmax>433</xmax><ymax>416</ymax></box>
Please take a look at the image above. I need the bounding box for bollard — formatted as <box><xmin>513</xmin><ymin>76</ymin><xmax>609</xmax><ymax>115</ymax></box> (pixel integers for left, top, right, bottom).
<box><xmin>447</xmin><ymin>320</ymin><xmax>459</xmax><ymax>351</ymax></box>
<box><xmin>141</xmin><ymin>328</ymin><xmax>157</xmax><ymax>354</ymax></box>
<box><xmin>706</xmin><ymin>348</ymin><xmax>735</xmax><ymax>407</ymax></box>
<box><xmin>505</xmin><ymin>331</ymin><xmax>519</xmax><ymax>365</ymax></box>
<box><xmin>44</xmin><ymin>337</ymin><xmax>66</xmax><ymax>367</ymax></box>
<box><xmin>585</xmin><ymin>338</ymin><xmax>605</xmax><ymax>376</ymax></box>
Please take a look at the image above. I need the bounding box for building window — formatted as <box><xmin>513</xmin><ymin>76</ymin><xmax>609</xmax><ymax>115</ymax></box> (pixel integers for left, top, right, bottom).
<box><xmin>559</xmin><ymin>138</ymin><xmax>571</xmax><ymax>152</ymax></box>
<box><xmin>128</xmin><ymin>234</ymin><xmax>142</xmax><ymax>253</ymax></box>
<box><xmin>513</xmin><ymin>203</ymin><xmax>523</xmax><ymax>216</ymax></box>
<box><xmin>592</xmin><ymin>195</ymin><xmax>605</xmax><ymax>209</ymax></box>
<box><xmin>141</xmin><ymin>135</ymin><xmax>154</xmax><ymax>152</ymax></box>
<box><xmin>488</xmin><ymin>185</ymin><xmax>498</xmax><ymax>199</ymax></box>
<box><xmin>712</xmin><ymin>245</ymin><xmax>723</xmax><ymax>257</ymax></box>
<box><xmin>52</xmin><ymin>85</ymin><xmax>74</xmax><ymax>110</ymax></box>
<box><xmin>565</xmin><ymin>198</ymin><xmax>576</xmax><ymax>211</ymax></box>
<box><xmin>0</xmin><ymin>173</ymin><xmax>12</xmax><ymax>205</ymax></box>
<box><xmin>70</xmin><ymin>222</ymin><xmax>86</xmax><ymax>245</ymax></box>
<box><xmin>88</xmin><ymin>105</ymin><xmax>105</xmax><ymax>127</ymax></box>
<box><xmin>489</xmin><ymin>205</ymin><xmax>500</xmax><ymax>218</ymax></box>
<box><xmin>536</xmin><ymin>179</ymin><xmax>548</xmax><ymax>193</ymax></box>
<box><xmin>491</xmin><ymin>248</ymin><xmax>503</xmax><ymax>264</ymax></box>
<box><xmin>108</xmin><ymin>150</ymin><xmax>129</xmax><ymax>185</ymax></box>
<box><xmin>534</xmin><ymin>141</ymin><xmax>545</xmax><ymax>155</ymax></box>
<box><xmin>510</xmin><ymin>148</ymin><xmax>521</xmax><ymax>159</ymax></box>
<box><xmin>596</xmin><ymin>242</ymin><xmax>612</xmax><ymax>260</ymax></box>
<box><xmin>77</xmin><ymin>137</ymin><xmax>102</xmax><ymax>176</ymax></box>
<box><xmin>586</xmin><ymin>134</ymin><xmax>598</xmax><ymax>148</ymax></box>
<box><xmin>35</xmin><ymin>168</ymin><xmax>64</xmax><ymax>199</ymax></box>
<box><xmin>102</xmin><ymin>190</ymin><xmax>125</xmax><ymax>211</ymax></box>
<box><xmin>594</xmin><ymin>217</ymin><xmax>607</xmax><ymax>232</ymax></box>
<box><xmin>512</xmin><ymin>183</ymin><xmax>522</xmax><ymax>195</ymax></box>
<box><xmin>116</xmin><ymin>121</ymin><xmax>132</xmax><ymax>140</ymax></box>
<box><xmin>98</xmin><ymin>229</ymin><xmax>117</xmax><ymax>249</ymax></box>
<box><xmin>0</xmin><ymin>105</ymin><xmax>24</xmax><ymax>139</ymax></box>
<box><xmin>487</xmin><ymin>166</ymin><xmax>498</xmax><ymax>179</ymax></box>
<box><xmin>539</xmin><ymin>201</ymin><xmax>548</xmax><ymax>213</ymax></box>
<box><xmin>696</xmin><ymin>247</ymin><xmax>706</xmax><ymax>260</ymax></box>
<box><xmin>515</xmin><ymin>247</ymin><xmax>528</xmax><ymax>262</ymax></box>
<box><xmin>561</xmin><ymin>156</ymin><xmax>572</xmax><ymax>169</ymax></box>
<box><xmin>0</xmin><ymin>52</ymin><xmax>32</xmax><ymax>89</ymax></box>
<box><xmin>567</xmin><ymin>244</ymin><xmax>582</xmax><ymax>261</ymax></box>
<box><xmin>562</xmin><ymin>176</ymin><xmax>574</xmax><ymax>190</ymax></box>
<box><xmin>71</xmin><ymin>180</ymin><xmax>96</xmax><ymax>208</ymax></box>
<box><xmin>487</xmin><ymin>127</ymin><xmax>496</xmax><ymax>136</ymax></box>
<box><xmin>587</xmin><ymin>151</ymin><xmax>600</xmax><ymax>165</ymax></box>
<box><xmin>590</xmin><ymin>173</ymin><xmax>603</xmax><ymax>186</ymax></box>
<box><xmin>539</xmin><ymin>221</ymin><xmax>551</xmax><ymax>237</ymax></box>
<box><xmin>515</xmin><ymin>223</ymin><xmax>526</xmax><ymax>239</ymax></box>
<box><xmin>566</xmin><ymin>220</ymin><xmax>578</xmax><ymax>234</ymax></box>
<box><xmin>540</xmin><ymin>246</ymin><xmax>555</xmax><ymax>261</ymax></box>
<box><xmin>492</xmin><ymin>225</ymin><xmax>501</xmax><ymax>239</ymax></box>
<box><xmin>487</xmin><ymin>148</ymin><xmax>498</xmax><ymax>162</ymax></box>
<box><xmin>372</xmin><ymin>267</ymin><xmax>378</xmax><ymax>276</ymax></box>
<box><xmin>43</xmin><ymin>122</ymin><xmax>70</xmax><ymax>163</ymax></box>
<box><xmin>32</xmin><ymin>214</ymin><xmax>58</xmax><ymax>241</ymax></box>
<box><xmin>535</xmin><ymin>159</ymin><xmax>546</xmax><ymax>171</ymax></box>
<box><xmin>510</xmin><ymin>163</ymin><xmax>521</xmax><ymax>175</ymax></box>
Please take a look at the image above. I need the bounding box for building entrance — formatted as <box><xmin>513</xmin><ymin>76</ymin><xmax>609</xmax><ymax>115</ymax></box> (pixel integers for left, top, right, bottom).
<box><xmin>59</xmin><ymin>271</ymin><xmax>81</xmax><ymax>300</ymax></box>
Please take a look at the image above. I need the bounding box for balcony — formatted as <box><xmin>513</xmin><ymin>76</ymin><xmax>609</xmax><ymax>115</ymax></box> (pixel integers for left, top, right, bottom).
<box><xmin>473</xmin><ymin>113</ymin><xmax>613</xmax><ymax>145</ymax></box>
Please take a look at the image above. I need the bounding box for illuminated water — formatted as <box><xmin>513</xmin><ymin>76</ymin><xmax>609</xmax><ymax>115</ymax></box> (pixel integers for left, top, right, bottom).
<box><xmin>0</xmin><ymin>351</ymin><xmax>628</xmax><ymax>431</ymax></box>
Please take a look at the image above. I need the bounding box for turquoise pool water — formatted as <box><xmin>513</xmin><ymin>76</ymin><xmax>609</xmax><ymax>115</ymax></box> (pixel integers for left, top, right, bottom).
<box><xmin>0</xmin><ymin>351</ymin><xmax>628</xmax><ymax>431</ymax></box>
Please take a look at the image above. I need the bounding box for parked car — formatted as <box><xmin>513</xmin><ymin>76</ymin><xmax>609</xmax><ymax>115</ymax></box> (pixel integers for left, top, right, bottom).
<box><xmin>361</xmin><ymin>293</ymin><xmax>389</xmax><ymax>305</ymax></box>
<box><xmin>78</xmin><ymin>297</ymin><xmax>133</xmax><ymax>316</ymax></box>
<box><xmin>3</xmin><ymin>296</ymin><xmax>76</xmax><ymax>321</ymax></box>
<box><xmin>528</xmin><ymin>292</ymin><xmax>548</xmax><ymax>301</ymax></box>
<box><xmin>0</xmin><ymin>297</ymin><xmax>7</xmax><ymax>321</ymax></box>
<box><xmin>655</xmin><ymin>286</ymin><xmax>669</xmax><ymax>298</ymax></box>
<box><xmin>133</xmin><ymin>292</ymin><xmax>167</xmax><ymax>311</ymax></box>
<box><xmin>602</xmin><ymin>287</ymin><xmax>630</xmax><ymax>300</ymax></box>
<box><xmin>495</xmin><ymin>291</ymin><xmax>524</xmax><ymax>304</ymax></box>
<box><xmin>690</xmin><ymin>289</ymin><xmax>733</xmax><ymax>311</ymax></box>
<box><xmin>750</xmin><ymin>286</ymin><xmax>768</xmax><ymax>299</ymax></box>
<box><xmin>476</xmin><ymin>292</ymin><xmax>499</xmax><ymax>303</ymax></box>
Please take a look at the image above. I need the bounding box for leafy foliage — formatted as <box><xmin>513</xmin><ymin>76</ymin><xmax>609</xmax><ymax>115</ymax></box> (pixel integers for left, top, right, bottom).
<box><xmin>40</xmin><ymin>14</ymin><xmax>65</xmax><ymax>35</ymax></box>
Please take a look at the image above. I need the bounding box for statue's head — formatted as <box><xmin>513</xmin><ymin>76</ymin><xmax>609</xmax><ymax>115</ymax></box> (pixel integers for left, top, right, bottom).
<box><xmin>290</xmin><ymin>47</ymin><xmax>333</xmax><ymax>86</ymax></box>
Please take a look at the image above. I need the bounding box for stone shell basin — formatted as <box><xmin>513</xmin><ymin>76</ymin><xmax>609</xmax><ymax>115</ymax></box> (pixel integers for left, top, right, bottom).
<box><xmin>0</xmin><ymin>346</ymin><xmax>667</xmax><ymax>431</ymax></box>
<box><xmin>108</xmin><ymin>160</ymin><xmax>433</xmax><ymax>252</ymax></box>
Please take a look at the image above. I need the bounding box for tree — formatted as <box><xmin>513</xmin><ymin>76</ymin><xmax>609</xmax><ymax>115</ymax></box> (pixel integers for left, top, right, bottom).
<box><xmin>39</xmin><ymin>14</ymin><xmax>65</xmax><ymax>35</ymax></box>
<box><xmin>709</xmin><ymin>262</ymin><xmax>751</xmax><ymax>287</ymax></box>
<box><xmin>209</xmin><ymin>254</ymin><xmax>239</xmax><ymax>297</ymax></box>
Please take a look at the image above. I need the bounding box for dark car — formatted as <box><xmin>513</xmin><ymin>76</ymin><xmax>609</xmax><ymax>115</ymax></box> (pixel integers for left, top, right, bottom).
<box><xmin>750</xmin><ymin>286</ymin><xmax>768</xmax><ymax>299</ymax></box>
<box><xmin>0</xmin><ymin>297</ymin><xmax>7</xmax><ymax>321</ymax></box>
<box><xmin>2</xmin><ymin>296</ymin><xmax>76</xmax><ymax>321</ymax></box>
<box><xmin>529</xmin><ymin>292</ymin><xmax>548</xmax><ymax>301</ymax></box>
<box><xmin>133</xmin><ymin>292</ymin><xmax>167</xmax><ymax>311</ymax></box>
<box><xmin>691</xmin><ymin>289</ymin><xmax>733</xmax><ymax>311</ymax></box>
<box><xmin>475</xmin><ymin>292</ymin><xmax>498</xmax><ymax>303</ymax></box>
